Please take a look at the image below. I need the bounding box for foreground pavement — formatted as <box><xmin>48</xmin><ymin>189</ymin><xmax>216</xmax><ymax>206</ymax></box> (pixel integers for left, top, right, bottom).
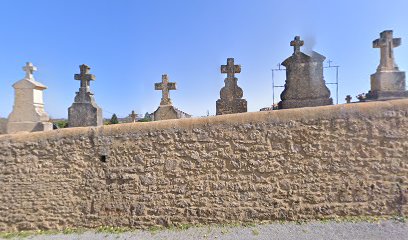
<box><xmin>4</xmin><ymin>220</ymin><xmax>408</xmax><ymax>240</ymax></box>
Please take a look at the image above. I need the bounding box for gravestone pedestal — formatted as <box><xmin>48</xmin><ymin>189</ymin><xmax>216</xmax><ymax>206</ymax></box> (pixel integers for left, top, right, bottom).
<box><xmin>368</xmin><ymin>71</ymin><xmax>408</xmax><ymax>99</ymax></box>
<box><xmin>216</xmin><ymin>98</ymin><xmax>247</xmax><ymax>115</ymax></box>
<box><xmin>154</xmin><ymin>105</ymin><xmax>178</xmax><ymax>120</ymax></box>
<box><xmin>7</xmin><ymin>62</ymin><xmax>52</xmax><ymax>134</ymax></box>
<box><xmin>216</xmin><ymin>58</ymin><xmax>247</xmax><ymax>115</ymax></box>
<box><xmin>68</xmin><ymin>64</ymin><xmax>103</xmax><ymax>127</ymax></box>
<box><xmin>366</xmin><ymin>30</ymin><xmax>407</xmax><ymax>100</ymax></box>
<box><xmin>279</xmin><ymin>36</ymin><xmax>332</xmax><ymax>109</ymax></box>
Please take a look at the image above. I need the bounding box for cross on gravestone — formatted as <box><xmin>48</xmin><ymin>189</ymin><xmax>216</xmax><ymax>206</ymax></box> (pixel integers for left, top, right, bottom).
<box><xmin>221</xmin><ymin>58</ymin><xmax>241</xmax><ymax>79</ymax></box>
<box><xmin>23</xmin><ymin>62</ymin><xmax>37</xmax><ymax>79</ymax></box>
<box><xmin>345</xmin><ymin>95</ymin><xmax>352</xmax><ymax>103</ymax></box>
<box><xmin>373</xmin><ymin>30</ymin><xmax>401</xmax><ymax>71</ymax></box>
<box><xmin>130</xmin><ymin>110</ymin><xmax>137</xmax><ymax>122</ymax></box>
<box><xmin>155</xmin><ymin>74</ymin><xmax>176</xmax><ymax>105</ymax></box>
<box><xmin>74</xmin><ymin>64</ymin><xmax>96</xmax><ymax>89</ymax></box>
<box><xmin>290</xmin><ymin>36</ymin><xmax>304</xmax><ymax>54</ymax></box>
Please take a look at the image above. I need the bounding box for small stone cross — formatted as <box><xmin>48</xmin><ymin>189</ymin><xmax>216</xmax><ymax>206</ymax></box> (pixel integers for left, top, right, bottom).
<box><xmin>373</xmin><ymin>30</ymin><xmax>401</xmax><ymax>71</ymax></box>
<box><xmin>345</xmin><ymin>95</ymin><xmax>352</xmax><ymax>103</ymax></box>
<box><xmin>23</xmin><ymin>62</ymin><xmax>37</xmax><ymax>79</ymax></box>
<box><xmin>74</xmin><ymin>64</ymin><xmax>95</xmax><ymax>88</ymax></box>
<box><xmin>290</xmin><ymin>36</ymin><xmax>304</xmax><ymax>54</ymax></box>
<box><xmin>155</xmin><ymin>74</ymin><xmax>176</xmax><ymax>105</ymax></box>
<box><xmin>221</xmin><ymin>58</ymin><xmax>241</xmax><ymax>79</ymax></box>
<box><xmin>130</xmin><ymin>110</ymin><xmax>137</xmax><ymax>122</ymax></box>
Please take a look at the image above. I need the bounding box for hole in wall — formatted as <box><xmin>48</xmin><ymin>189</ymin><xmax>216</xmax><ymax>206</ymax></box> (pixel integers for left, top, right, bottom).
<box><xmin>100</xmin><ymin>155</ymin><xmax>107</xmax><ymax>163</ymax></box>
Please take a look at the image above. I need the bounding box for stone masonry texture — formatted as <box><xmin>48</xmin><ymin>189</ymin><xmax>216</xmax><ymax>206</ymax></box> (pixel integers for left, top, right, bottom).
<box><xmin>0</xmin><ymin>118</ymin><xmax>7</xmax><ymax>134</ymax></box>
<box><xmin>0</xmin><ymin>99</ymin><xmax>407</xmax><ymax>232</ymax></box>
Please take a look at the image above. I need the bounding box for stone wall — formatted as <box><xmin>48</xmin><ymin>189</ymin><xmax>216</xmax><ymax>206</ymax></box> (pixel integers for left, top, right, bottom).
<box><xmin>0</xmin><ymin>118</ymin><xmax>7</xmax><ymax>134</ymax></box>
<box><xmin>0</xmin><ymin>100</ymin><xmax>407</xmax><ymax>231</ymax></box>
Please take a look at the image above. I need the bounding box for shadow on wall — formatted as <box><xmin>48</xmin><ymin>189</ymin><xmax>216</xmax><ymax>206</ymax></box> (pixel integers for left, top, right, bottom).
<box><xmin>0</xmin><ymin>118</ymin><xmax>7</xmax><ymax>134</ymax></box>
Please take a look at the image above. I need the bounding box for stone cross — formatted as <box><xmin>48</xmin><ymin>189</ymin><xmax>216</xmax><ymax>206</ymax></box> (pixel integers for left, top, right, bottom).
<box><xmin>221</xmin><ymin>58</ymin><xmax>241</xmax><ymax>79</ymax></box>
<box><xmin>345</xmin><ymin>95</ymin><xmax>352</xmax><ymax>103</ymax></box>
<box><xmin>155</xmin><ymin>74</ymin><xmax>176</xmax><ymax>105</ymax></box>
<box><xmin>290</xmin><ymin>36</ymin><xmax>304</xmax><ymax>54</ymax></box>
<box><xmin>23</xmin><ymin>62</ymin><xmax>37</xmax><ymax>80</ymax></box>
<box><xmin>130</xmin><ymin>110</ymin><xmax>137</xmax><ymax>122</ymax></box>
<box><xmin>74</xmin><ymin>64</ymin><xmax>96</xmax><ymax>89</ymax></box>
<box><xmin>373</xmin><ymin>30</ymin><xmax>401</xmax><ymax>71</ymax></box>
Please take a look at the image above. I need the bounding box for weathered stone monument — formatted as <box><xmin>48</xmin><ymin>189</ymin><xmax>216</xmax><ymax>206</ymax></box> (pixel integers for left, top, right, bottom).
<box><xmin>345</xmin><ymin>95</ymin><xmax>352</xmax><ymax>103</ymax></box>
<box><xmin>7</xmin><ymin>62</ymin><xmax>53</xmax><ymax>134</ymax></box>
<box><xmin>366</xmin><ymin>30</ymin><xmax>407</xmax><ymax>100</ymax></box>
<box><xmin>153</xmin><ymin>74</ymin><xmax>191</xmax><ymax>121</ymax></box>
<box><xmin>68</xmin><ymin>64</ymin><xmax>103</xmax><ymax>127</ymax></box>
<box><xmin>216</xmin><ymin>58</ymin><xmax>247</xmax><ymax>115</ymax></box>
<box><xmin>130</xmin><ymin>110</ymin><xmax>137</xmax><ymax>123</ymax></box>
<box><xmin>279</xmin><ymin>36</ymin><xmax>332</xmax><ymax>109</ymax></box>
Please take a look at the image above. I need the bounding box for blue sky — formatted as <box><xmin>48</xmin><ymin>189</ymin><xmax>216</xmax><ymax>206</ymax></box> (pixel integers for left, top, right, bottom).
<box><xmin>0</xmin><ymin>0</ymin><xmax>407</xmax><ymax>118</ymax></box>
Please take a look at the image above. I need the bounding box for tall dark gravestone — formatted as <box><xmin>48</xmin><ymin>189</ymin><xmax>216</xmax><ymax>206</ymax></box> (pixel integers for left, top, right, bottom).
<box><xmin>279</xmin><ymin>36</ymin><xmax>332</xmax><ymax>109</ymax></box>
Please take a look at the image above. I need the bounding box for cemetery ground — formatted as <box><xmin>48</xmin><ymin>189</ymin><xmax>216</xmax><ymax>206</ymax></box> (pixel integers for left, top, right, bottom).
<box><xmin>1</xmin><ymin>217</ymin><xmax>407</xmax><ymax>240</ymax></box>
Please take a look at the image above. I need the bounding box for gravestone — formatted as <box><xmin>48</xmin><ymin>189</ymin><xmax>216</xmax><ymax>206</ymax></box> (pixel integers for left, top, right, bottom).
<box><xmin>130</xmin><ymin>110</ymin><xmax>137</xmax><ymax>123</ymax></box>
<box><xmin>7</xmin><ymin>62</ymin><xmax>53</xmax><ymax>134</ymax></box>
<box><xmin>68</xmin><ymin>64</ymin><xmax>103</xmax><ymax>127</ymax></box>
<box><xmin>216</xmin><ymin>58</ymin><xmax>247</xmax><ymax>115</ymax></box>
<box><xmin>345</xmin><ymin>95</ymin><xmax>352</xmax><ymax>103</ymax></box>
<box><xmin>279</xmin><ymin>36</ymin><xmax>332</xmax><ymax>109</ymax></box>
<box><xmin>153</xmin><ymin>74</ymin><xmax>191</xmax><ymax>121</ymax></box>
<box><xmin>366</xmin><ymin>30</ymin><xmax>407</xmax><ymax>100</ymax></box>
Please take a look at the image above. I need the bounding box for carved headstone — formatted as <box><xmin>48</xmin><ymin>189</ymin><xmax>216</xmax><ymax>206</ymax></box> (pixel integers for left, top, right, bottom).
<box><xmin>279</xmin><ymin>36</ymin><xmax>332</xmax><ymax>109</ymax></box>
<box><xmin>68</xmin><ymin>64</ymin><xmax>103</xmax><ymax>127</ymax></box>
<box><xmin>366</xmin><ymin>30</ymin><xmax>407</xmax><ymax>100</ymax></box>
<box><xmin>130</xmin><ymin>110</ymin><xmax>137</xmax><ymax>123</ymax></box>
<box><xmin>153</xmin><ymin>74</ymin><xmax>191</xmax><ymax>121</ymax></box>
<box><xmin>7</xmin><ymin>62</ymin><xmax>53</xmax><ymax>134</ymax></box>
<box><xmin>345</xmin><ymin>95</ymin><xmax>352</xmax><ymax>103</ymax></box>
<box><xmin>216</xmin><ymin>58</ymin><xmax>247</xmax><ymax>115</ymax></box>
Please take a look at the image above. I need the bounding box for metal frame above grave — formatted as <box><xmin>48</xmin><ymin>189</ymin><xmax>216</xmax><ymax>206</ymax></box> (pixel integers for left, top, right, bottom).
<box><xmin>271</xmin><ymin>60</ymin><xmax>340</xmax><ymax>107</ymax></box>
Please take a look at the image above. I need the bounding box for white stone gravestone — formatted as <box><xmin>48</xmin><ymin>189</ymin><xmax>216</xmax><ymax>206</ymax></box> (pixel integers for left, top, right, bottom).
<box><xmin>7</xmin><ymin>62</ymin><xmax>53</xmax><ymax>134</ymax></box>
<box><xmin>367</xmin><ymin>30</ymin><xmax>407</xmax><ymax>100</ymax></box>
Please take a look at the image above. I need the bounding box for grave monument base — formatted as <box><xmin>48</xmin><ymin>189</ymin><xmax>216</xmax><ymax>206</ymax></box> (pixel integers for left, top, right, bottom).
<box><xmin>7</xmin><ymin>121</ymin><xmax>52</xmax><ymax>134</ymax></box>
<box><xmin>68</xmin><ymin>102</ymin><xmax>103</xmax><ymax>127</ymax></box>
<box><xmin>279</xmin><ymin>98</ymin><xmax>333</xmax><ymax>109</ymax></box>
<box><xmin>216</xmin><ymin>99</ymin><xmax>247</xmax><ymax>115</ymax></box>
<box><xmin>367</xmin><ymin>71</ymin><xmax>407</xmax><ymax>100</ymax></box>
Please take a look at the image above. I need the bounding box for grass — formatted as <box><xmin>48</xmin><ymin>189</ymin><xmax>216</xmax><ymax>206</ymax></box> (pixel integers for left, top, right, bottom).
<box><xmin>95</xmin><ymin>226</ymin><xmax>133</xmax><ymax>234</ymax></box>
<box><xmin>251</xmin><ymin>228</ymin><xmax>260</xmax><ymax>236</ymax></box>
<box><xmin>0</xmin><ymin>229</ymin><xmax>62</xmax><ymax>239</ymax></box>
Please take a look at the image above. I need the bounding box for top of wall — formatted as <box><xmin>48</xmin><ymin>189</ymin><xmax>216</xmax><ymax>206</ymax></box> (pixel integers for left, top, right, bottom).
<box><xmin>1</xmin><ymin>99</ymin><xmax>407</xmax><ymax>143</ymax></box>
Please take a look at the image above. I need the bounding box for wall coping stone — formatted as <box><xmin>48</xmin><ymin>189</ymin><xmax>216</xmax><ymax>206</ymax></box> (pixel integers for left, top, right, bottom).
<box><xmin>1</xmin><ymin>99</ymin><xmax>407</xmax><ymax>143</ymax></box>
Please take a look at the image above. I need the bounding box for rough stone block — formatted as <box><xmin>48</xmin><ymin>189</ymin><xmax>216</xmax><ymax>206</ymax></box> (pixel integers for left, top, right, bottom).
<box><xmin>68</xmin><ymin>102</ymin><xmax>103</xmax><ymax>127</ymax></box>
<box><xmin>370</xmin><ymin>71</ymin><xmax>406</xmax><ymax>92</ymax></box>
<box><xmin>216</xmin><ymin>99</ymin><xmax>247</xmax><ymax>115</ymax></box>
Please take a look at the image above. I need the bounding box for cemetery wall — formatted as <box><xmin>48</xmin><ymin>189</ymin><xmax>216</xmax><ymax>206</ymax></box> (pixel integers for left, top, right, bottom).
<box><xmin>0</xmin><ymin>99</ymin><xmax>407</xmax><ymax>231</ymax></box>
<box><xmin>0</xmin><ymin>118</ymin><xmax>7</xmax><ymax>134</ymax></box>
